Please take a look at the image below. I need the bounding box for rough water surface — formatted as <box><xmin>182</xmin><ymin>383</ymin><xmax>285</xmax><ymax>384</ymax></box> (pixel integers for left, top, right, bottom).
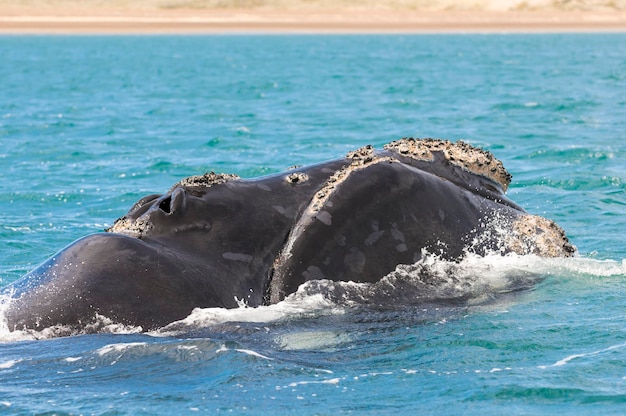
<box><xmin>1</xmin><ymin>34</ymin><xmax>626</xmax><ymax>414</ymax></box>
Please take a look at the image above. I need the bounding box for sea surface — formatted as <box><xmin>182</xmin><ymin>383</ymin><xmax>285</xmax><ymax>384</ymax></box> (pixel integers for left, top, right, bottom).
<box><xmin>0</xmin><ymin>34</ymin><xmax>625</xmax><ymax>414</ymax></box>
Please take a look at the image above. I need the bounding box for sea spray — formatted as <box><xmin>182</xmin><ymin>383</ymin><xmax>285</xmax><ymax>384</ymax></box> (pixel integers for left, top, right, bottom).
<box><xmin>155</xmin><ymin>250</ymin><xmax>607</xmax><ymax>337</ymax></box>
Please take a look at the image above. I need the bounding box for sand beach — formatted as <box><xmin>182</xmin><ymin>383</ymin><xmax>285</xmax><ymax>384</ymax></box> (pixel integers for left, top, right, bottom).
<box><xmin>1</xmin><ymin>0</ymin><xmax>626</xmax><ymax>33</ymax></box>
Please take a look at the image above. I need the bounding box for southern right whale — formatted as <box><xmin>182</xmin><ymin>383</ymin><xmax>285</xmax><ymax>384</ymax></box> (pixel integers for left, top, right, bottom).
<box><xmin>2</xmin><ymin>138</ymin><xmax>575</xmax><ymax>333</ymax></box>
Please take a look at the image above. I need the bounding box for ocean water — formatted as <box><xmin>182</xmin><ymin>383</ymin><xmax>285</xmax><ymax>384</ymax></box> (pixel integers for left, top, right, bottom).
<box><xmin>0</xmin><ymin>34</ymin><xmax>625</xmax><ymax>414</ymax></box>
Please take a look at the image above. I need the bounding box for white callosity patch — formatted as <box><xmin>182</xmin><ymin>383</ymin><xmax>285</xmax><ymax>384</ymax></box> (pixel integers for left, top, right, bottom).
<box><xmin>384</xmin><ymin>137</ymin><xmax>512</xmax><ymax>191</ymax></box>
<box><xmin>508</xmin><ymin>214</ymin><xmax>577</xmax><ymax>257</ymax></box>
<box><xmin>106</xmin><ymin>216</ymin><xmax>154</xmax><ymax>237</ymax></box>
<box><xmin>107</xmin><ymin>172</ymin><xmax>239</xmax><ymax>237</ymax></box>
<box><xmin>467</xmin><ymin>209</ymin><xmax>576</xmax><ymax>257</ymax></box>
<box><xmin>285</xmin><ymin>172</ymin><xmax>309</xmax><ymax>184</ymax></box>
<box><xmin>307</xmin><ymin>145</ymin><xmax>396</xmax><ymax>215</ymax></box>
<box><xmin>169</xmin><ymin>171</ymin><xmax>240</xmax><ymax>192</ymax></box>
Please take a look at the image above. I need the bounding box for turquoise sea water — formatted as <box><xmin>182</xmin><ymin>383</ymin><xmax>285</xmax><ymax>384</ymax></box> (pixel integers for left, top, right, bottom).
<box><xmin>0</xmin><ymin>34</ymin><xmax>625</xmax><ymax>414</ymax></box>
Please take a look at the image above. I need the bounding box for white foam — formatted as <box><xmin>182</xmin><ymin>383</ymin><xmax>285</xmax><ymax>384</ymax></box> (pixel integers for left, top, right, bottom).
<box><xmin>551</xmin><ymin>256</ymin><xmax>626</xmax><ymax>277</ymax></box>
<box><xmin>96</xmin><ymin>342</ymin><xmax>148</xmax><ymax>357</ymax></box>
<box><xmin>288</xmin><ymin>378</ymin><xmax>341</xmax><ymax>387</ymax></box>
<box><xmin>155</xmin><ymin>291</ymin><xmax>344</xmax><ymax>336</ymax></box>
<box><xmin>304</xmin><ymin>250</ymin><xmax>554</xmax><ymax>308</ymax></box>
<box><xmin>539</xmin><ymin>341</ymin><xmax>626</xmax><ymax>368</ymax></box>
<box><xmin>84</xmin><ymin>314</ymin><xmax>143</xmax><ymax>335</ymax></box>
<box><xmin>215</xmin><ymin>344</ymin><xmax>273</xmax><ymax>360</ymax></box>
<box><xmin>0</xmin><ymin>359</ymin><xmax>21</xmax><ymax>369</ymax></box>
<box><xmin>0</xmin><ymin>310</ymin><xmax>143</xmax><ymax>343</ymax></box>
<box><xmin>234</xmin><ymin>349</ymin><xmax>273</xmax><ymax>360</ymax></box>
<box><xmin>0</xmin><ymin>293</ymin><xmax>37</xmax><ymax>343</ymax></box>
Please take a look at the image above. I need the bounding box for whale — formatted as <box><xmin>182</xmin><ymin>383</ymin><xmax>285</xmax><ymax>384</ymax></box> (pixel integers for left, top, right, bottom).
<box><xmin>1</xmin><ymin>138</ymin><xmax>575</xmax><ymax>333</ymax></box>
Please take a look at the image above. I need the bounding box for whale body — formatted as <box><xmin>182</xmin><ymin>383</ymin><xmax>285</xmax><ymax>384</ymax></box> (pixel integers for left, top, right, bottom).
<box><xmin>2</xmin><ymin>138</ymin><xmax>575</xmax><ymax>332</ymax></box>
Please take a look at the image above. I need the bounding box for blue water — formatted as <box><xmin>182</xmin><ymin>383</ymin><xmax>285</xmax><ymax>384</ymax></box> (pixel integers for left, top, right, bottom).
<box><xmin>1</xmin><ymin>34</ymin><xmax>626</xmax><ymax>414</ymax></box>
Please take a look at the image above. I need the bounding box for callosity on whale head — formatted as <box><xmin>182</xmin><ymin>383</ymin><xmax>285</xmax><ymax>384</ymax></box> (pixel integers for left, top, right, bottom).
<box><xmin>2</xmin><ymin>138</ymin><xmax>575</xmax><ymax>333</ymax></box>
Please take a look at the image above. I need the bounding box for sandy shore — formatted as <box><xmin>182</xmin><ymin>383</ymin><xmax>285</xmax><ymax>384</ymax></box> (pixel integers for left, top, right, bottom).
<box><xmin>1</xmin><ymin>7</ymin><xmax>626</xmax><ymax>33</ymax></box>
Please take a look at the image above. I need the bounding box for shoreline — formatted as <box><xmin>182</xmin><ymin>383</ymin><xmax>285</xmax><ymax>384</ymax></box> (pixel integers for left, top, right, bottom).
<box><xmin>1</xmin><ymin>9</ymin><xmax>626</xmax><ymax>34</ymax></box>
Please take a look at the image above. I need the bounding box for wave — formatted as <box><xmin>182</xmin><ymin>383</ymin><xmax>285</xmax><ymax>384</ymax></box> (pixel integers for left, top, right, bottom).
<box><xmin>1</xmin><ymin>251</ymin><xmax>624</xmax><ymax>342</ymax></box>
